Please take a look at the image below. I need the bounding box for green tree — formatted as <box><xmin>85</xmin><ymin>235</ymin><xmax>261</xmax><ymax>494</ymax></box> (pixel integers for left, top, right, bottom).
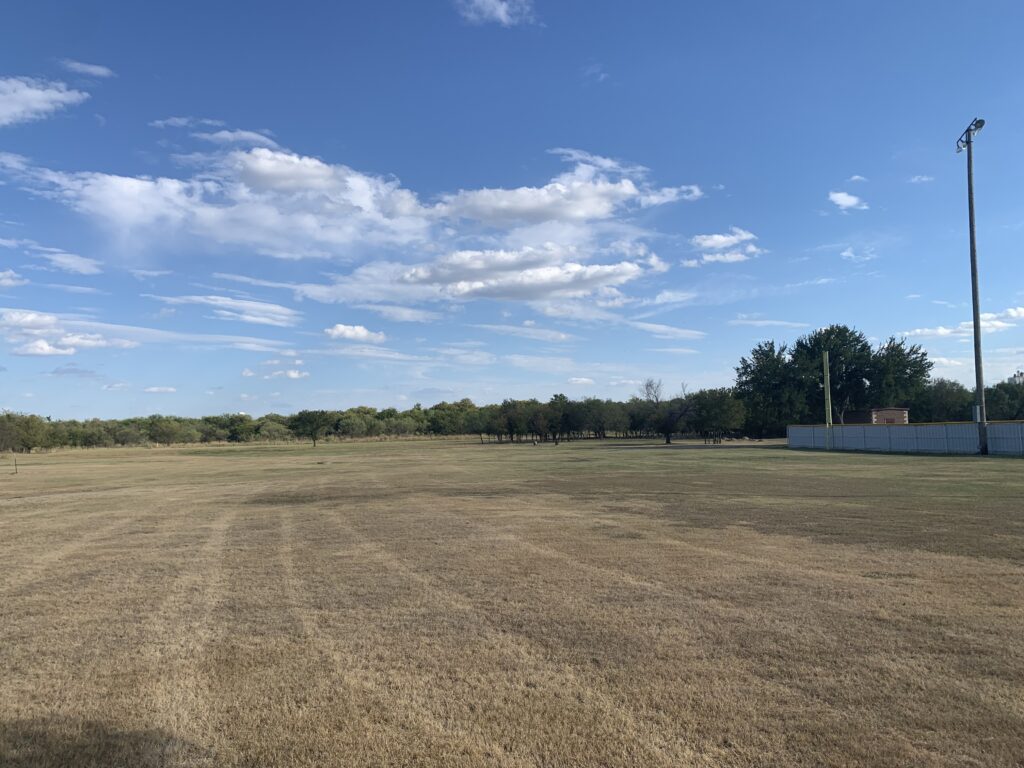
<box><xmin>734</xmin><ymin>341</ymin><xmax>805</xmax><ymax>437</ymax></box>
<box><xmin>289</xmin><ymin>410</ymin><xmax>334</xmax><ymax>447</ymax></box>
<box><xmin>869</xmin><ymin>337</ymin><xmax>933</xmax><ymax>407</ymax></box>
<box><xmin>909</xmin><ymin>378</ymin><xmax>973</xmax><ymax>422</ymax></box>
<box><xmin>986</xmin><ymin>381</ymin><xmax>1024</xmax><ymax>421</ymax></box>
<box><xmin>792</xmin><ymin>325</ymin><xmax>873</xmax><ymax>424</ymax></box>
<box><xmin>687</xmin><ymin>388</ymin><xmax>746</xmax><ymax>434</ymax></box>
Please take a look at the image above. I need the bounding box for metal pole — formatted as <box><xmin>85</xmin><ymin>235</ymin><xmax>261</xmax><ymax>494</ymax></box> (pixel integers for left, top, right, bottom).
<box><xmin>823</xmin><ymin>350</ymin><xmax>832</xmax><ymax>450</ymax></box>
<box><xmin>966</xmin><ymin>127</ymin><xmax>989</xmax><ymax>454</ymax></box>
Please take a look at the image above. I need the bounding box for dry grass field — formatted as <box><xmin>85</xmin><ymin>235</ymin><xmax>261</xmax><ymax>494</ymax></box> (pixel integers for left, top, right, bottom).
<box><xmin>1</xmin><ymin>439</ymin><xmax>1022</xmax><ymax>767</ymax></box>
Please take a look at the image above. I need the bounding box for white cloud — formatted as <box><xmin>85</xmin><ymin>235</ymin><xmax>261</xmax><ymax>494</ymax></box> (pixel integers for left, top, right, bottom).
<box><xmin>60</xmin><ymin>60</ymin><xmax>115</xmax><ymax>78</ymax></box>
<box><xmin>690</xmin><ymin>227</ymin><xmax>757</xmax><ymax>251</ymax></box>
<box><xmin>0</xmin><ymin>305</ymin><xmax>288</xmax><ymax>356</ymax></box>
<box><xmin>648</xmin><ymin>347</ymin><xmax>698</xmax><ymax>354</ymax></box>
<box><xmin>0</xmin><ymin>77</ymin><xmax>89</xmax><ymax>127</ymax></box>
<box><xmin>828</xmin><ymin>190</ymin><xmax>868</xmax><ymax>211</ymax></box>
<box><xmin>37</xmin><ymin>250</ymin><xmax>103</xmax><ymax>274</ymax></box>
<box><xmin>581</xmin><ymin>63</ymin><xmax>609</xmax><ymax>84</ymax></box>
<box><xmin>930</xmin><ymin>356</ymin><xmax>965</xmax><ymax>367</ymax></box>
<box><xmin>130</xmin><ymin>269</ymin><xmax>172</xmax><ymax>280</ymax></box>
<box><xmin>144</xmin><ymin>386</ymin><xmax>176</xmax><ymax>393</ymax></box>
<box><xmin>680</xmin><ymin>258</ymin><xmax>701</xmax><ymax>269</ymax></box>
<box><xmin>439</xmin><ymin>151</ymin><xmax>699</xmax><ymax>225</ymax></box>
<box><xmin>144</xmin><ymin>294</ymin><xmax>301</xmax><ymax>327</ymax></box>
<box><xmin>354</xmin><ymin>304</ymin><xmax>442</xmax><ymax>323</ymax></box>
<box><xmin>0</xmin><ymin>269</ymin><xmax>27</xmax><ymax>287</ymax></box>
<box><xmin>319</xmin><ymin>345</ymin><xmax>429</xmax><ymax>362</ymax></box>
<box><xmin>701</xmin><ymin>251</ymin><xmax>752</xmax><ymax>264</ymax></box>
<box><xmin>192</xmin><ymin>129</ymin><xmax>279</xmax><ymax>148</ymax></box>
<box><xmin>839</xmin><ymin>246</ymin><xmax>877</xmax><ymax>263</ymax></box>
<box><xmin>3</xmin><ymin>147</ymin><xmax>431</xmax><ymax>258</ymax></box>
<box><xmin>848</xmin><ymin>175</ymin><xmax>868</xmax><ymax>182</ymax></box>
<box><xmin>628</xmin><ymin>321</ymin><xmax>705</xmax><ymax>340</ymax></box>
<box><xmin>728</xmin><ymin>315</ymin><xmax>808</xmax><ymax>328</ymax></box>
<box><xmin>902</xmin><ymin>307</ymin><xmax>1019</xmax><ymax>338</ymax></box>
<box><xmin>651</xmin><ymin>290</ymin><xmax>696</xmax><ymax>305</ymax></box>
<box><xmin>13</xmin><ymin>339</ymin><xmax>75</xmax><ymax>356</ymax></box>
<box><xmin>568</xmin><ymin>377</ymin><xmax>594</xmax><ymax>385</ymax></box>
<box><xmin>241</xmin><ymin>368</ymin><xmax>255</xmax><ymax>377</ymax></box>
<box><xmin>149</xmin><ymin>116</ymin><xmax>225</xmax><ymax>129</ymax></box>
<box><xmin>474</xmin><ymin>323</ymin><xmax>576</xmax><ymax>342</ymax></box>
<box><xmin>454</xmin><ymin>0</ymin><xmax>534</xmax><ymax>26</ymax></box>
<box><xmin>909</xmin><ymin>175</ymin><xmax>935</xmax><ymax>184</ymax></box>
<box><xmin>324</xmin><ymin>324</ymin><xmax>387</xmax><ymax>343</ymax></box>
<box><xmin>0</xmin><ymin>309</ymin><xmax>137</xmax><ymax>356</ymax></box>
<box><xmin>265</xmin><ymin>369</ymin><xmax>309</xmax><ymax>379</ymax></box>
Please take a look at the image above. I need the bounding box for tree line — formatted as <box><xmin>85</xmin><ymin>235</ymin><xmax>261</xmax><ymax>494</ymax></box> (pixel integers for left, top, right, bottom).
<box><xmin>2</xmin><ymin>324</ymin><xmax>1022</xmax><ymax>452</ymax></box>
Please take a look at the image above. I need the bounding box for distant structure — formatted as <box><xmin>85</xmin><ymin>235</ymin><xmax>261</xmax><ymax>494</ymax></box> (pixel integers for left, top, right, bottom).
<box><xmin>1010</xmin><ymin>370</ymin><xmax>1024</xmax><ymax>386</ymax></box>
<box><xmin>846</xmin><ymin>407</ymin><xmax>910</xmax><ymax>425</ymax></box>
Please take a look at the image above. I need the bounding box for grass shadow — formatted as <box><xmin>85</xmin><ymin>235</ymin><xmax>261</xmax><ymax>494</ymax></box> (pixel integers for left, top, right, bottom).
<box><xmin>0</xmin><ymin>717</ymin><xmax>209</xmax><ymax>768</ymax></box>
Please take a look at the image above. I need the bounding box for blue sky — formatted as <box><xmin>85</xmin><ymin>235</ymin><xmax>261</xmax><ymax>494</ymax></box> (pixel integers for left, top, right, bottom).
<box><xmin>1</xmin><ymin>0</ymin><xmax>1022</xmax><ymax>419</ymax></box>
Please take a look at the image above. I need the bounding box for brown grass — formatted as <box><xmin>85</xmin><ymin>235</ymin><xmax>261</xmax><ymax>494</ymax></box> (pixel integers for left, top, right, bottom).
<box><xmin>1</xmin><ymin>440</ymin><xmax>1022</xmax><ymax>767</ymax></box>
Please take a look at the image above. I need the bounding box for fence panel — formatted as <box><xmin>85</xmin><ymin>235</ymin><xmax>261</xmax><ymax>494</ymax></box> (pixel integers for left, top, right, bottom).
<box><xmin>990</xmin><ymin>422</ymin><xmax>1024</xmax><ymax>456</ymax></box>
<box><xmin>786</xmin><ymin>422</ymin><xmax>1009</xmax><ymax>456</ymax></box>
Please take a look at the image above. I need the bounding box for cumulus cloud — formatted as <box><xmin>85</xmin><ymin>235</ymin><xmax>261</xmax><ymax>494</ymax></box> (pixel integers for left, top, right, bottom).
<box><xmin>324</xmin><ymin>324</ymin><xmax>387</xmax><ymax>343</ymax></box>
<box><xmin>909</xmin><ymin>175</ymin><xmax>934</xmax><ymax>184</ymax></box>
<box><xmin>144</xmin><ymin>386</ymin><xmax>176</xmax><ymax>393</ymax></box>
<box><xmin>686</xmin><ymin>228</ymin><xmax>761</xmax><ymax>266</ymax></box>
<box><xmin>60</xmin><ymin>60</ymin><xmax>116</xmax><ymax>78</ymax></box>
<box><xmin>144</xmin><ymin>294</ymin><xmax>301</xmax><ymax>327</ymax></box>
<box><xmin>438</xmin><ymin>158</ymin><xmax>695</xmax><ymax>225</ymax></box>
<box><xmin>14</xmin><ymin>338</ymin><xmax>75</xmax><ymax>356</ymax></box>
<box><xmin>829</xmin><ymin>190</ymin><xmax>868</xmax><ymax>211</ymax></box>
<box><xmin>568</xmin><ymin>377</ymin><xmax>594</xmax><ymax>385</ymax></box>
<box><xmin>848</xmin><ymin>175</ymin><xmax>868</xmax><ymax>182</ymax></box>
<box><xmin>454</xmin><ymin>0</ymin><xmax>534</xmax><ymax>26</ymax></box>
<box><xmin>0</xmin><ymin>269</ymin><xmax>27</xmax><ymax>287</ymax></box>
<box><xmin>3</xmin><ymin>144</ymin><xmax>701</xmax><ymax>324</ymax></box>
<box><xmin>901</xmin><ymin>306</ymin><xmax>1020</xmax><ymax>338</ymax></box>
<box><xmin>0</xmin><ymin>77</ymin><xmax>89</xmax><ymax>127</ymax></box>
<box><xmin>700</xmin><ymin>251</ymin><xmax>752</xmax><ymax>264</ymax></box>
<box><xmin>690</xmin><ymin>227</ymin><xmax>757</xmax><ymax>251</ymax></box>
<box><xmin>0</xmin><ymin>309</ymin><xmax>138</xmax><ymax>356</ymax></box>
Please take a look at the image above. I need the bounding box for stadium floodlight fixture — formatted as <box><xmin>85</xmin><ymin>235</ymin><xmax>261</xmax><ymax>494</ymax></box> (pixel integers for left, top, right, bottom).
<box><xmin>956</xmin><ymin>117</ymin><xmax>988</xmax><ymax>454</ymax></box>
<box><xmin>956</xmin><ymin>118</ymin><xmax>985</xmax><ymax>153</ymax></box>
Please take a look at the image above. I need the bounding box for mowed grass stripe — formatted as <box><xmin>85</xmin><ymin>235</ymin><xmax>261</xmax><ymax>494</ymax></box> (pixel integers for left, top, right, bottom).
<box><xmin>1</xmin><ymin>440</ymin><xmax>1022</xmax><ymax>766</ymax></box>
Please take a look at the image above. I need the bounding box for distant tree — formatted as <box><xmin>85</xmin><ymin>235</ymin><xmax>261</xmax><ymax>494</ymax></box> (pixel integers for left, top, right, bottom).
<box><xmin>147</xmin><ymin>415</ymin><xmax>187</xmax><ymax>446</ymax></box>
<box><xmin>641</xmin><ymin>379</ymin><xmax>690</xmax><ymax>444</ymax></box>
<box><xmin>910</xmin><ymin>378</ymin><xmax>973</xmax><ymax>422</ymax></box>
<box><xmin>792</xmin><ymin>325</ymin><xmax>873</xmax><ymax>424</ymax></box>
<box><xmin>869</xmin><ymin>337</ymin><xmax>933</xmax><ymax>407</ymax></box>
<box><xmin>288</xmin><ymin>410</ymin><xmax>334</xmax><ymax>447</ymax></box>
<box><xmin>734</xmin><ymin>341</ymin><xmax>805</xmax><ymax>437</ymax></box>
<box><xmin>256</xmin><ymin>419</ymin><xmax>291</xmax><ymax>441</ymax></box>
<box><xmin>687</xmin><ymin>388</ymin><xmax>746</xmax><ymax>434</ymax></box>
<box><xmin>986</xmin><ymin>381</ymin><xmax>1024</xmax><ymax>421</ymax></box>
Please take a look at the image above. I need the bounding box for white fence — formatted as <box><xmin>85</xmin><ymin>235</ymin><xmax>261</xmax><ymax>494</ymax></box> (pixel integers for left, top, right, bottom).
<box><xmin>787</xmin><ymin>421</ymin><xmax>1024</xmax><ymax>456</ymax></box>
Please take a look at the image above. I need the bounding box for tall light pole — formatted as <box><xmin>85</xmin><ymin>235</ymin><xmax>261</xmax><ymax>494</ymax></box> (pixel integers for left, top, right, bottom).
<box><xmin>956</xmin><ymin>117</ymin><xmax>988</xmax><ymax>454</ymax></box>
